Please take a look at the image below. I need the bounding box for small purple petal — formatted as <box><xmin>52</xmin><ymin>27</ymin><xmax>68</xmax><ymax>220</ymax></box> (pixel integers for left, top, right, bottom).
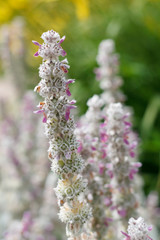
<box><xmin>33</xmin><ymin>109</ymin><xmax>44</xmax><ymax>114</ymax></box>
<box><xmin>59</xmin><ymin>36</ymin><xmax>66</xmax><ymax>44</ymax></box>
<box><xmin>124</xmin><ymin>121</ymin><xmax>132</xmax><ymax>127</ymax></box>
<box><xmin>118</xmin><ymin>209</ymin><xmax>127</xmax><ymax>217</ymax></box>
<box><xmin>22</xmin><ymin>211</ymin><xmax>32</xmax><ymax>233</ymax></box>
<box><xmin>43</xmin><ymin>115</ymin><xmax>47</xmax><ymax>123</ymax></box>
<box><xmin>65</xmin><ymin>110</ymin><xmax>70</xmax><ymax>121</ymax></box>
<box><xmin>148</xmin><ymin>226</ymin><xmax>153</xmax><ymax>231</ymax></box>
<box><xmin>121</xmin><ymin>231</ymin><xmax>130</xmax><ymax>239</ymax></box>
<box><xmin>34</xmin><ymin>51</ymin><xmax>39</xmax><ymax>57</ymax></box>
<box><xmin>130</xmin><ymin>151</ymin><xmax>135</xmax><ymax>158</ymax></box>
<box><xmin>124</xmin><ymin>138</ymin><xmax>129</xmax><ymax>145</ymax></box>
<box><xmin>100</xmin><ymin>132</ymin><xmax>108</xmax><ymax>142</ymax></box>
<box><xmin>66</xmin><ymin>88</ymin><xmax>71</xmax><ymax>96</ymax></box>
<box><xmin>66</xmin><ymin>79</ymin><xmax>75</xmax><ymax>84</ymax></box>
<box><xmin>77</xmin><ymin>142</ymin><xmax>83</xmax><ymax>153</ymax></box>
<box><xmin>91</xmin><ymin>146</ymin><xmax>96</xmax><ymax>151</ymax></box>
<box><xmin>61</xmin><ymin>49</ymin><xmax>67</xmax><ymax>57</ymax></box>
<box><xmin>107</xmin><ymin>170</ymin><xmax>113</xmax><ymax>179</ymax></box>
<box><xmin>70</xmin><ymin>100</ymin><xmax>76</xmax><ymax>105</ymax></box>
<box><xmin>104</xmin><ymin>198</ymin><xmax>112</xmax><ymax>207</ymax></box>
<box><xmin>134</xmin><ymin>162</ymin><xmax>142</xmax><ymax>168</ymax></box>
<box><xmin>102</xmin><ymin>149</ymin><xmax>107</xmax><ymax>159</ymax></box>
<box><xmin>99</xmin><ymin>163</ymin><xmax>105</xmax><ymax>175</ymax></box>
<box><xmin>32</xmin><ymin>40</ymin><xmax>41</xmax><ymax>47</ymax></box>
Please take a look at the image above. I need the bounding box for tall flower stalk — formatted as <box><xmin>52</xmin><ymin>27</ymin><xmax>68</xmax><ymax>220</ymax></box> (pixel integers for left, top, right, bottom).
<box><xmin>33</xmin><ymin>30</ymin><xmax>91</xmax><ymax>239</ymax></box>
<box><xmin>76</xmin><ymin>39</ymin><xmax>142</xmax><ymax>239</ymax></box>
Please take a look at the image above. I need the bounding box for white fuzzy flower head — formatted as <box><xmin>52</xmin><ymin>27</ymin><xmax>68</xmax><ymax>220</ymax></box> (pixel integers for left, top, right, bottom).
<box><xmin>55</xmin><ymin>175</ymin><xmax>87</xmax><ymax>201</ymax></box>
<box><xmin>41</xmin><ymin>29</ymin><xmax>60</xmax><ymax>43</ymax></box>
<box><xmin>99</xmin><ymin>39</ymin><xmax>115</xmax><ymax>54</ymax></box>
<box><xmin>107</xmin><ymin>103</ymin><xmax>123</xmax><ymax>121</ymax></box>
<box><xmin>87</xmin><ymin>95</ymin><xmax>104</xmax><ymax>109</ymax></box>
<box><xmin>97</xmin><ymin>39</ymin><xmax>115</xmax><ymax>65</ymax></box>
<box><xmin>126</xmin><ymin>217</ymin><xmax>152</xmax><ymax>240</ymax></box>
<box><xmin>59</xmin><ymin>201</ymin><xmax>92</xmax><ymax>225</ymax></box>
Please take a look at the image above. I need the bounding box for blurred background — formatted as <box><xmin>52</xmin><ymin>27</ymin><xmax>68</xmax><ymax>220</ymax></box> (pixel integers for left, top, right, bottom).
<box><xmin>0</xmin><ymin>0</ymin><xmax>160</xmax><ymax>202</ymax></box>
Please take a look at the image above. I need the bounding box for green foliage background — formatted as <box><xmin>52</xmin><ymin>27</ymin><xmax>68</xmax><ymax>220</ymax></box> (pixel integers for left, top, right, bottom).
<box><xmin>0</xmin><ymin>0</ymin><xmax>160</xmax><ymax>199</ymax></box>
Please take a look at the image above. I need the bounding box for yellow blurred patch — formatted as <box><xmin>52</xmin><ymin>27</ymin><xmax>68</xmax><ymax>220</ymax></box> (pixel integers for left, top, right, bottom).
<box><xmin>70</xmin><ymin>0</ymin><xmax>90</xmax><ymax>20</ymax></box>
<box><xmin>0</xmin><ymin>3</ymin><xmax>12</xmax><ymax>23</ymax></box>
<box><xmin>8</xmin><ymin>0</ymin><xmax>29</xmax><ymax>10</ymax></box>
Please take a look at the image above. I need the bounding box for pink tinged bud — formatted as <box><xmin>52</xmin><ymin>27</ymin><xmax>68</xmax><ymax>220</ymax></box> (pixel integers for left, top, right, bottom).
<box><xmin>130</xmin><ymin>151</ymin><xmax>135</xmax><ymax>158</ymax></box>
<box><xmin>104</xmin><ymin>198</ymin><xmax>112</xmax><ymax>207</ymax></box>
<box><xmin>22</xmin><ymin>212</ymin><xmax>32</xmax><ymax>233</ymax></box>
<box><xmin>99</xmin><ymin>163</ymin><xmax>105</xmax><ymax>175</ymax></box>
<box><xmin>129</xmin><ymin>169</ymin><xmax>137</xmax><ymax>180</ymax></box>
<box><xmin>134</xmin><ymin>162</ymin><xmax>142</xmax><ymax>168</ymax></box>
<box><xmin>88</xmin><ymin>158</ymin><xmax>94</xmax><ymax>163</ymax></box>
<box><xmin>130</xmin><ymin>141</ymin><xmax>137</xmax><ymax>149</ymax></box>
<box><xmin>124</xmin><ymin>138</ymin><xmax>129</xmax><ymax>145</ymax></box>
<box><xmin>59</xmin><ymin>36</ymin><xmax>66</xmax><ymax>44</ymax></box>
<box><xmin>65</xmin><ymin>110</ymin><xmax>70</xmax><ymax>121</ymax></box>
<box><xmin>100</xmin><ymin>123</ymin><xmax>106</xmax><ymax>128</ymax></box>
<box><xmin>61</xmin><ymin>49</ymin><xmax>67</xmax><ymax>57</ymax></box>
<box><xmin>33</xmin><ymin>109</ymin><xmax>44</xmax><ymax>114</ymax></box>
<box><xmin>34</xmin><ymin>51</ymin><xmax>39</xmax><ymax>57</ymax></box>
<box><xmin>65</xmin><ymin>111</ymin><xmax>70</xmax><ymax>121</ymax></box>
<box><xmin>118</xmin><ymin>209</ymin><xmax>127</xmax><ymax>217</ymax></box>
<box><xmin>148</xmin><ymin>226</ymin><xmax>152</xmax><ymax>231</ymax></box>
<box><xmin>66</xmin><ymin>79</ymin><xmax>75</xmax><ymax>85</ymax></box>
<box><xmin>65</xmin><ymin>105</ymin><xmax>76</xmax><ymax>121</ymax></box>
<box><xmin>94</xmin><ymin>68</ymin><xmax>101</xmax><ymax>80</ymax></box>
<box><xmin>77</xmin><ymin>142</ymin><xmax>83</xmax><ymax>153</ymax></box>
<box><xmin>102</xmin><ymin>149</ymin><xmax>107</xmax><ymax>159</ymax></box>
<box><xmin>106</xmin><ymin>163</ymin><xmax>112</xmax><ymax>169</ymax></box>
<box><xmin>70</xmin><ymin>100</ymin><xmax>76</xmax><ymax>105</ymax></box>
<box><xmin>107</xmin><ymin>170</ymin><xmax>113</xmax><ymax>178</ymax></box>
<box><xmin>91</xmin><ymin>146</ymin><xmax>96</xmax><ymax>151</ymax></box>
<box><xmin>100</xmin><ymin>132</ymin><xmax>108</xmax><ymax>142</ymax></box>
<box><xmin>124</xmin><ymin>121</ymin><xmax>132</xmax><ymax>127</ymax></box>
<box><xmin>66</xmin><ymin>87</ymin><xmax>71</xmax><ymax>96</ymax></box>
<box><xmin>42</xmin><ymin>113</ymin><xmax>47</xmax><ymax>123</ymax></box>
<box><xmin>121</xmin><ymin>231</ymin><xmax>130</xmax><ymax>240</ymax></box>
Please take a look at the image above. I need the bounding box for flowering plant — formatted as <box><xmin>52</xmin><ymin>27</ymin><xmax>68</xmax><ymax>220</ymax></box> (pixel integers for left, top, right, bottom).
<box><xmin>33</xmin><ymin>30</ymin><xmax>92</xmax><ymax>239</ymax></box>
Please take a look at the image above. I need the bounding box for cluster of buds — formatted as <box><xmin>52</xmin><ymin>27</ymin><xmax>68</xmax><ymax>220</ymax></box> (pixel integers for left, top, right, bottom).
<box><xmin>121</xmin><ymin>217</ymin><xmax>153</xmax><ymax>240</ymax></box>
<box><xmin>33</xmin><ymin>30</ymin><xmax>91</xmax><ymax>239</ymax></box>
<box><xmin>94</xmin><ymin>39</ymin><xmax>125</xmax><ymax>106</ymax></box>
<box><xmin>76</xmin><ymin>95</ymin><xmax>110</xmax><ymax>238</ymax></box>
<box><xmin>105</xmin><ymin>103</ymin><xmax>141</xmax><ymax>222</ymax></box>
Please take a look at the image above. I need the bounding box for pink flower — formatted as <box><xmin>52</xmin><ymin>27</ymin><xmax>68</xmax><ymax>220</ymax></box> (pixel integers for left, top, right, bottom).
<box><xmin>129</xmin><ymin>162</ymin><xmax>142</xmax><ymax>180</ymax></box>
<box><xmin>34</xmin><ymin>102</ymin><xmax>47</xmax><ymax>123</ymax></box>
<box><xmin>99</xmin><ymin>163</ymin><xmax>105</xmax><ymax>175</ymax></box>
<box><xmin>65</xmin><ymin>100</ymin><xmax>76</xmax><ymax>121</ymax></box>
<box><xmin>22</xmin><ymin>211</ymin><xmax>33</xmax><ymax>234</ymax></box>
<box><xmin>117</xmin><ymin>208</ymin><xmax>127</xmax><ymax>217</ymax></box>
<box><xmin>65</xmin><ymin>79</ymin><xmax>75</xmax><ymax>96</ymax></box>
<box><xmin>104</xmin><ymin>197</ymin><xmax>112</xmax><ymax>207</ymax></box>
<box><xmin>121</xmin><ymin>231</ymin><xmax>130</xmax><ymax>240</ymax></box>
<box><xmin>32</xmin><ymin>40</ymin><xmax>41</xmax><ymax>57</ymax></box>
<box><xmin>77</xmin><ymin>142</ymin><xmax>83</xmax><ymax>153</ymax></box>
<box><xmin>59</xmin><ymin>36</ymin><xmax>66</xmax><ymax>44</ymax></box>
